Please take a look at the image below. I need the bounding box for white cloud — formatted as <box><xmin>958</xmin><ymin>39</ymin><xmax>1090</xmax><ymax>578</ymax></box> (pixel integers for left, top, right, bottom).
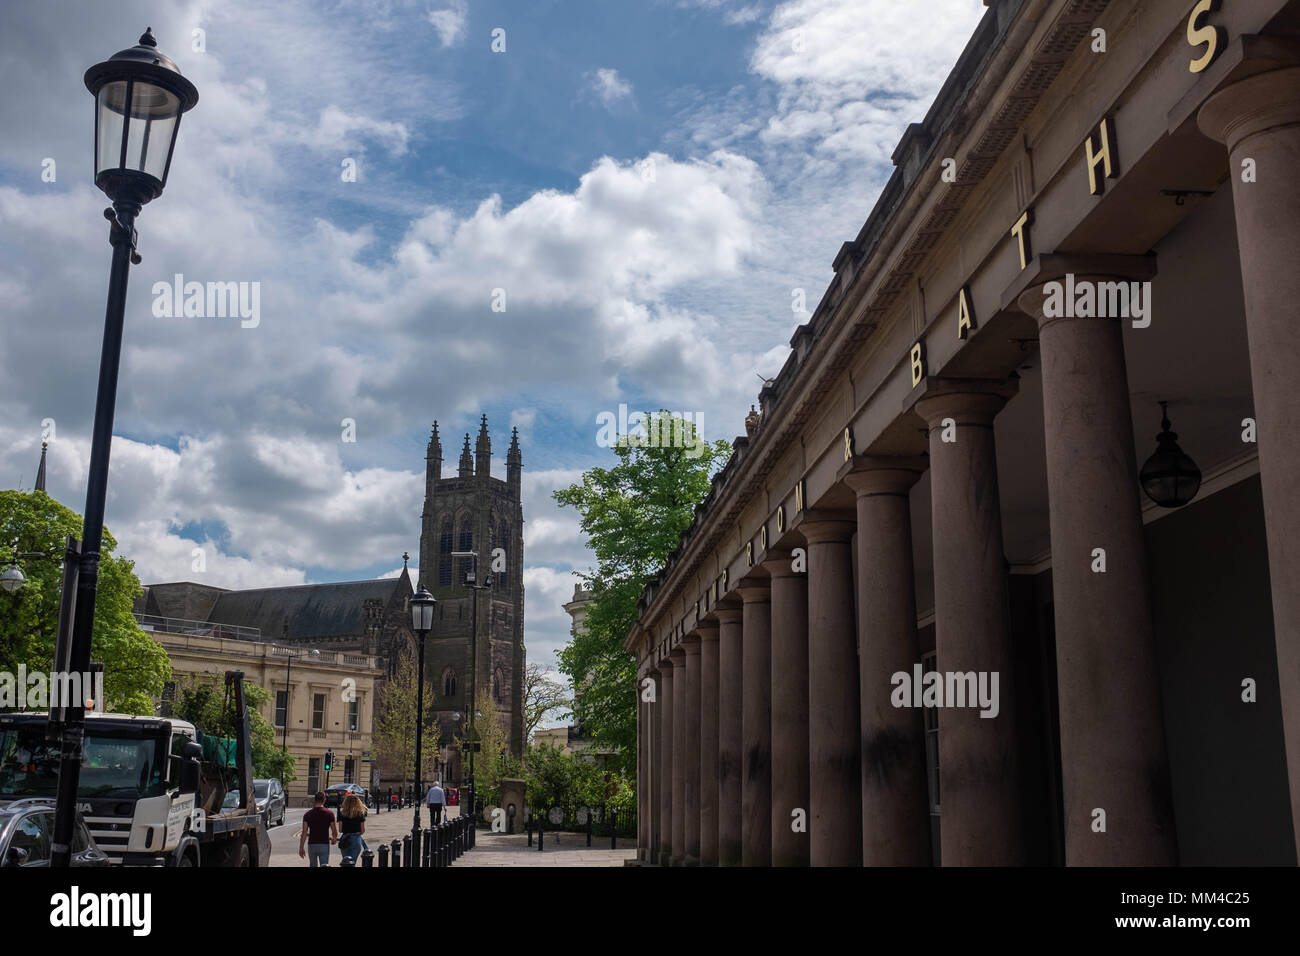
<box><xmin>428</xmin><ymin>0</ymin><xmax>468</xmax><ymax>47</ymax></box>
<box><xmin>586</xmin><ymin>67</ymin><xmax>634</xmax><ymax>109</ymax></box>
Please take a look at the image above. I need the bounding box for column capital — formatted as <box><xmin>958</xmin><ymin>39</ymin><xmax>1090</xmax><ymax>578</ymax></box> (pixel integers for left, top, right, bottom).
<box><xmin>1199</xmin><ymin>66</ymin><xmax>1300</xmax><ymax>152</ymax></box>
<box><xmin>904</xmin><ymin>376</ymin><xmax>1018</xmax><ymax>428</ymax></box>
<box><xmin>715</xmin><ymin>604</ymin><xmax>743</xmax><ymax>624</ymax></box>
<box><xmin>683</xmin><ymin>641</ymin><xmax>702</xmax><ymax>656</ymax></box>
<box><xmin>668</xmin><ymin>646</ymin><xmax>686</xmax><ymax>664</ymax></box>
<box><xmin>839</xmin><ymin>454</ymin><xmax>929</xmax><ymax>496</ymax></box>
<box><xmin>792</xmin><ymin>508</ymin><xmax>855</xmax><ymax>544</ymax></box>
<box><xmin>736</xmin><ymin>578</ymin><xmax>771</xmax><ymax>604</ymax></box>
<box><xmin>697</xmin><ymin>621</ymin><xmax>720</xmax><ymax>642</ymax></box>
<box><xmin>759</xmin><ymin>549</ymin><xmax>800</xmax><ymax>578</ymax></box>
<box><xmin>1000</xmin><ymin>253</ymin><xmax>1158</xmax><ymax>324</ymax></box>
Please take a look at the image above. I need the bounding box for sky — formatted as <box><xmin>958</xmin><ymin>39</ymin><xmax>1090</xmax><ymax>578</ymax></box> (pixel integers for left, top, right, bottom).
<box><xmin>0</xmin><ymin>0</ymin><xmax>987</xmax><ymax>699</ymax></box>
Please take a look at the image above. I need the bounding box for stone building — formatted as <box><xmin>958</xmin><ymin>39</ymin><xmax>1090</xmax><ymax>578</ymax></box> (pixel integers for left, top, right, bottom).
<box><xmin>628</xmin><ymin>0</ymin><xmax>1300</xmax><ymax>867</ymax></box>
<box><xmin>418</xmin><ymin>417</ymin><xmax>527</xmax><ymax>761</ymax></box>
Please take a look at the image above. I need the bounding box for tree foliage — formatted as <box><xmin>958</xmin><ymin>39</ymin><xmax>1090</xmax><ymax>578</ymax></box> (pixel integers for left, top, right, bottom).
<box><xmin>552</xmin><ymin>413</ymin><xmax>729</xmax><ymax>773</ymax></box>
<box><xmin>0</xmin><ymin>490</ymin><xmax>170</xmax><ymax>715</ymax></box>
<box><xmin>372</xmin><ymin>642</ymin><xmax>436</xmax><ymax>788</ymax></box>
<box><xmin>523</xmin><ymin>662</ymin><xmax>570</xmax><ymax>744</ymax></box>
<box><xmin>170</xmin><ymin>675</ymin><xmax>296</xmax><ymax>782</ymax></box>
<box><xmin>453</xmin><ymin>687</ymin><xmax>512</xmax><ymax>808</ymax></box>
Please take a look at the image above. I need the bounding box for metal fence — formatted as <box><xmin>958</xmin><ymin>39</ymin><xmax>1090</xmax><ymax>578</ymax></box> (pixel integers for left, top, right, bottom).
<box><xmin>522</xmin><ymin>803</ymin><xmax>637</xmax><ymax>850</ymax></box>
<box><xmin>349</xmin><ymin>814</ymin><xmax>477</xmax><ymax>868</ymax></box>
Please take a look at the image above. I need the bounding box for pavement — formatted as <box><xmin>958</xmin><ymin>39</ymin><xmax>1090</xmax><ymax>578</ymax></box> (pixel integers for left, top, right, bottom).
<box><xmin>266</xmin><ymin>803</ymin><xmax>635</xmax><ymax>867</ymax></box>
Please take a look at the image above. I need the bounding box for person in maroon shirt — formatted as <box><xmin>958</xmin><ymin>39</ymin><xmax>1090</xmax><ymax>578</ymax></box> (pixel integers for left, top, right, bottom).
<box><xmin>298</xmin><ymin>791</ymin><xmax>338</xmax><ymax>867</ymax></box>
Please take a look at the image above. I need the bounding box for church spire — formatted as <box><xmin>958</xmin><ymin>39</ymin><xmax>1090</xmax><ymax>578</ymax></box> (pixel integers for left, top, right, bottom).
<box><xmin>507</xmin><ymin>426</ymin><xmax>522</xmax><ymax>489</ymax></box>
<box><xmin>427</xmin><ymin>421</ymin><xmax>442</xmax><ymax>481</ymax></box>
<box><xmin>475</xmin><ymin>414</ymin><xmax>491</xmax><ymax>478</ymax></box>
<box><xmin>34</xmin><ymin>441</ymin><xmax>47</xmax><ymax>493</ymax></box>
<box><xmin>458</xmin><ymin>433</ymin><xmax>473</xmax><ymax>477</ymax></box>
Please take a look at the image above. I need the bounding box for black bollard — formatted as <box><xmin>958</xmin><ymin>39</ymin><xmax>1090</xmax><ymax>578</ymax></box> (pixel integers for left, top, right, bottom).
<box><xmin>526</xmin><ymin>813</ymin><xmax>532</xmax><ymax>847</ymax></box>
<box><xmin>402</xmin><ymin>833</ymin><xmax>412</xmax><ymax>867</ymax></box>
<box><xmin>378</xmin><ymin>844</ymin><xmax>389</xmax><ymax>867</ymax></box>
<box><xmin>611</xmin><ymin>808</ymin><xmax>617</xmax><ymax>850</ymax></box>
<box><xmin>423</xmin><ymin>828</ymin><xmax>432</xmax><ymax>867</ymax></box>
<box><xmin>391</xmin><ymin>838</ymin><xmax>402</xmax><ymax>868</ymax></box>
<box><xmin>412</xmin><ymin>827</ymin><xmax>421</xmax><ymax>867</ymax></box>
<box><xmin>362</xmin><ymin>848</ymin><xmax>374</xmax><ymax>868</ymax></box>
<box><xmin>340</xmin><ymin>855</ymin><xmax>355</xmax><ymax>867</ymax></box>
<box><xmin>538</xmin><ymin>812</ymin><xmax>545</xmax><ymax>852</ymax></box>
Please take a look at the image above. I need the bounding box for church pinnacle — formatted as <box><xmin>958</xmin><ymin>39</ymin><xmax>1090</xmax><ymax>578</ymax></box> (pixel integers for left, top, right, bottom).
<box><xmin>34</xmin><ymin>440</ymin><xmax>47</xmax><ymax>493</ymax></box>
<box><xmin>458</xmin><ymin>433</ymin><xmax>473</xmax><ymax>477</ymax></box>
<box><xmin>476</xmin><ymin>414</ymin><xmax>492</xmax><ymax>478</ymax></box>
<box><xmin>427</xmin><ymin>421</ymin><xmax>442</xmax><ymax>481</ymax></box>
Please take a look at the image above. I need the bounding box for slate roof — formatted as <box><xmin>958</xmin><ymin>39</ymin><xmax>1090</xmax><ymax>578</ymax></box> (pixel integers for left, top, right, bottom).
<box><xmin>205</xmin><ymin>576</ymin><xmax>410</xmax><ymax>641</ymax></box>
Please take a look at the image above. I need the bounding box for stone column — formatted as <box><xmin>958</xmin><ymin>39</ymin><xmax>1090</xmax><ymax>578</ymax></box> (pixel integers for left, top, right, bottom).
<box><xmin>716</xmin><ymin>606</ymin><xmax>744</xmax><ymax>866</ymax></box>
<box><xmin>657</xmin><ymin>655</ymin><xmax>675</xmax><ymax>866</ymax></box>
<box><xmin>843</xmin><ymin>457</ymin><xmax>932</xmax><ymax>866</ymax></box>
<box><xmin>1015</xmin><ymin>262</ymin><xmax>1177</xmax><ymax>866</ymax></box>
<box><xmin>800</xmin><ymin>516</ymin><xmax>862</xmax><ymax>866</ymax></box>
<box><xmin>637</xmin><ymin>690</ymin><xmax>649</xmax><ymax>860</ymax></box>
<box><xmin>1200</xmin><ymin>66</ymin><xmax>1300</xmax><ymax>860</ymax></box>
<box><xmin>683</xmin><ymin>636</ymin><xmax>702</xmax><ymax>865</ymax></box>
<box><xmin>698</xmin><ymin>623</ymin><xmax>721</xmax><ymax>866</ymax></box>
<box><xmin>763</xmin><ymin>549</ymin><xmax>810</xmax><ymax>867</ymax></box>
<box><xmin>906</xmin><ymin>378</ymin><xmax>1025</xmax><ymax>865</ymax></box>
<box><xmin>670</xmin><ymin>646</ymin><xmax>687</xmax><ymax>864</ymax></box>
<box><xmin>739</xmin><ymin>579</ymin><xmax>772</xmax><ymax>866</ymax></box>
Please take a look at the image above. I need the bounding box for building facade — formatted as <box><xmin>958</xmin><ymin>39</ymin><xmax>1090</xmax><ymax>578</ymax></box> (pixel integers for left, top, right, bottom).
<box><xmin>628</xmin><ymin>0</ymin><xmax>1300</xmax><ymax>866</ymax></box>
<box><xmin>418</xmin><ymin>417</ymin><xmax>527</xmax><ymax>760</ymax></box>
<box><xmin>146</xmin><ymin>620</ymin><xmax>383</xmax><ymax>806</ymax></box>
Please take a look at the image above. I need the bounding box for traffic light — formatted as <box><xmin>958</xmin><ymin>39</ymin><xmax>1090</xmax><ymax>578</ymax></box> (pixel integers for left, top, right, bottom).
<box><xmin>324</xmin><ymin>750</ymin><xmax>333</xmax><ymax>772</ymax></box>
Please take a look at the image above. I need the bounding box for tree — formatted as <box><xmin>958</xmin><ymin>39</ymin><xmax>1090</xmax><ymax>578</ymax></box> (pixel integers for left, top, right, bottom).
<box><xmin>372</xmin><ymin>643</ymin><xmax>436</xmax><ymax>788</ymax></box>
<box><xmin>0</xmin><ymin>489</ymin><xmax>170</xmax><ymax>715</ymax></box>
<box><xmin>552</xmin><ymin>412</ymin><xmax>730</xmax><ymax>773</ymax></box>
<box><xmin>453</xmin><ymin>686</ymin><xmax>511</xmax><ymax>809</ymax></box>
<box><xmin>523</xmin><ymin>662</ymin><xmax>570</xmax><ymax>744</ymax></box>
<box><xmin>170</xmin><ymin>675</ymin><xmax>296</xmax><ymax>783</ymax></box>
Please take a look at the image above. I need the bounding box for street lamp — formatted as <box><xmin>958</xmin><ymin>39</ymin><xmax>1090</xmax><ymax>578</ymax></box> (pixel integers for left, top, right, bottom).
<box><xmin>409</xmin><ymin>584</ymin><xmax>436</xmax><ymax>841</ymax></box>
<box><xmin>1139</xmin><ymin>401</ymin><xmax>1202</xmax><ymax>508</ymax></box>
<box><xmin>50</xmin><ymin>28</ymin><xmax>199</xmax><ymax>868</ymax></box>
<box><xmin>276</xmin><ymin>641</ymin><xmax>319</xmax><ymax>752</ymax></box>
<box><xmin>450</xmin><ymin>550</ymin><xmax>491</xmax><ymax>823</ymax></box>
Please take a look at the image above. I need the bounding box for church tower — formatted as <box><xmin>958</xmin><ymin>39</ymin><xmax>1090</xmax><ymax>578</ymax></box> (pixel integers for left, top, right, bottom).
<box><xmin>419</xmin><ymin>416</ymin><xmax>527</xmax><ymax>761</ymax></box>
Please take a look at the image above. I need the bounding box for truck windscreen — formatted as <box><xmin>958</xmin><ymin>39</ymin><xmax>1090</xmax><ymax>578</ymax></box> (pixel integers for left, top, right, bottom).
<box><xmin>0</xmin><ymin>725</ymin><xmax>168</xmax><ymax>800</ymax></box>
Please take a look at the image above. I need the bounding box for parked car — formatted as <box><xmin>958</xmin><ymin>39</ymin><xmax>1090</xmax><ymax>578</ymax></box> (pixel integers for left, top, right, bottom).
<box><xmin>0</xmin><ymin>798</ymin><xmax>110</xmax><ymax>868</ymax></box>
<box><xmin>445</xmin><ymin>787</ymin><xmax>459</xmax><ymax>807</ymax></box>
<box><xmin>254</xmin><ymin>778</ymin><xmax>287</xmax><ymax>827</ymax></box>
<box><xmin>323</xmin><ymin>783</ymin><xmax>369</xmax><ymax>809</ymax></box>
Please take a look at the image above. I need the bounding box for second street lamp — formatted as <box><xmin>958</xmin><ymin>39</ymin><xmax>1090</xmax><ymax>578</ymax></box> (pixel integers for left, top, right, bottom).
<box><xmin>409</xmin><ymin>585</ymin><xmax>436</xmax><ymax>846</ymax></box>
<box><xmin>450</xmin><ymin>549</ymin><xmax>490</xmax><ymax>823</ymax></box>
<box><xmin>51</xmin><ymin>28</ymin><xmax>198</xmax><ymax>868</ymax></box>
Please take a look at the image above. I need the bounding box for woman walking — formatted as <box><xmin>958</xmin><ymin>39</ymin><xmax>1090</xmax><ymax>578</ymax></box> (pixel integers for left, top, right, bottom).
<box><xmin>338</xmin><ymin>793</ymin><xmax>368</xmax><ymax>865</ymax></box>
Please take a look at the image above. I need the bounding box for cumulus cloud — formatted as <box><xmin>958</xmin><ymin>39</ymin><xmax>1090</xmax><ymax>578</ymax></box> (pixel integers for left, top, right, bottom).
<box><xmin>586</xmin><ymin>67</ymin><xmax>634</xmax><ymax>109</ymax></box>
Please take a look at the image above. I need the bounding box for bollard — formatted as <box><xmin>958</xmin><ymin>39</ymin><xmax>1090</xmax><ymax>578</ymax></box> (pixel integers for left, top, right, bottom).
<box><xmin>431</xmin><ymin>824</ymin><xmax>441</xmax><ymax>868</ymax></box>
<box><xmin>403</xmin><ymin>833</ymin><xmax>412</xmax><ymax>868</ymax></box>
<box><xmin>611</xmin><ymin>808</ymin><xmax>617</xmax><ymax>850</ymax></box>
<box><xmin>586</xmin><ymin>808</ymin><xmax>592</xmax><ymax>847</ymax></box>
<box><xmin>412</xmin><ymin>827</ymin><xmax>421</xmax><ymax>867</ymax></box>
<box><xmin>340</xmin><ymin>854</ymin><xmax>355</xmax><ymax>867</ymax></box>
<box><xmin>423</xmin><ymin>828</ymin><xmax>432</xmax><ymax>867</ymax></box>
<box><xmin>527</xmin><ymin>814</ymin><xmax>532</xmax><ymax>847</ymax></box>
<box><xmin>444</xmin><ymin>822</ymin><xmax>452</xmax><ymax>867</ymax></box>
<box><xmin>378</xmin><ymin>844</ymin><xmax>389</xmax><ymax>867</ymax></box>
<box><xmin>362</xmin><ymin>848</ymin><xmax>374</xmax><ymax>868</ymax></box>
<box><xmin>538</xmin><ymin>812</ymin><xmax>545</xmax><ymax>852</ymax></box>
<box><xmin>391</xmin><ymin>838</ymin><xmax>402</xmax><ymax>868</ymax></box>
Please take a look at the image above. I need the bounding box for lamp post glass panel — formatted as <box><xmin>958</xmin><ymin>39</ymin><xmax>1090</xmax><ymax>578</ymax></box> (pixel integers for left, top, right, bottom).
<box><xmin>48</xmin><ymin>28</ymin><xmax>198</xmax><ymax>869</ymax></box>
<box><xmin>410</xmin><ymin>586</ymin><xmax>436</xmax><ymax>837</ymax></box>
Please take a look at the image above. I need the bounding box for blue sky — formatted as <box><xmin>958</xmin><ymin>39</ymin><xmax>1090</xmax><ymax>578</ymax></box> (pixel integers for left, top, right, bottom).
<box><xmin>0</xmin><ymin>0</ymin><xmax>987</xmax><ymax>690</ymax></box>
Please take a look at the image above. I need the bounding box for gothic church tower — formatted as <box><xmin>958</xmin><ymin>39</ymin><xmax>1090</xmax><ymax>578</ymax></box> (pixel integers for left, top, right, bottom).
<box><xmin>418</xmin><ymin>417</ymin><xmax>527</xmax><ymax>760</ymax></box>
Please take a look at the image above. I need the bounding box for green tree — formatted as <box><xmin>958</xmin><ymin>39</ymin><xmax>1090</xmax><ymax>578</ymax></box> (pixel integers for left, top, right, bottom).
<box><xmin>523</xmin><ymin>662</ymin><xmax>570</xmax><ymax>744</ymax></box>
<box><xmin>552</xmin><ymin>413</ymin><xmax>729</xmax><ymax>773</ymax></box>
<box><xmin>453</xmin><ymin>687</ymin><xmax>512</xmax><ymax>810</ymax></box>
<box><xmin>170</xmin><ymin>675</ymin><xmax>296</xmax><ymax>782</ymax></box>
<box><xmin>372</xmin><ymin>643</ymin><xmax>436</xmax><ymax>789</ymax></box>
<box><xmin>0</xmin><ymin>490</ymin><xmax>170</xmax><ymax>714</ymax></box>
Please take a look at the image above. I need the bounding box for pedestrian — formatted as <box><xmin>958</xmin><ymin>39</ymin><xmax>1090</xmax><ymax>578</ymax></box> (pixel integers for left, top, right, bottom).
<box><xmin>426</xmin><ymin>779</ymin><xmax>446</xmax><ymax>824</ymax></box>
<box><xmin>298</xmin><ymin>790</ymin><xmax>338</xmax><ymax>867</ymax></box>
<box><xmin>337</xmin><ymin>793</ymin><xmax>368</xmax><ymax>865</ymax></box>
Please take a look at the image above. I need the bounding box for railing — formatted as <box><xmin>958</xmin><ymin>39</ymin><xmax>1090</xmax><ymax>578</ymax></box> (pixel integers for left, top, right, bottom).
<box><xmin>349</xmin><ymin>813</ymin><xmax>477</xmax><ymax>868</ymax></box>
<box><xmin>523</xmin><ymin>803</ymin><xmax>638</xmax><ymax>849</ymax></box>
<box><xmin>134</xmin><ymin>612</ymin><xmax>262</xmax><ymax>641</ymax></box>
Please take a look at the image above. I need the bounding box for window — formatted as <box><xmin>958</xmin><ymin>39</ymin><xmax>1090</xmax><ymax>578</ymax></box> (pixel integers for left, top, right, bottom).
<box><xmin>307</xmin><ymin>758</ymin><xmax>320</xmax><ymax>796</ymax></box>
<box><xmin>438</xmin><ymin>516</ymin><xmax>453</xmax><ymax>587</ymax></box>
<box><xmin>7</xmin><ymin>813</ymin><xmax>51</xmax><ymax>865</ymax></box>
<box><xmin>312</xmin><ymin>693</ymin><xmax>325</xmax><ymax>730</ymax></box>
<box><xmin>275</xmin><ymin>690</ymin><xmax>288</xmax><ymax>729</ymax></box>
<box><xmin>457</xmin><ymin>523</ymin><xmax>473</xmax><ymax>583</ymax></box>
<box><xmin>442</xmin><ymin>667</ymin><xmax>457</xmax><ymax>698</ymax></box>
<box><xmin>348</xmin><ymin>697</ymin><xmax>359</xmax><ymax>733</ymax></box>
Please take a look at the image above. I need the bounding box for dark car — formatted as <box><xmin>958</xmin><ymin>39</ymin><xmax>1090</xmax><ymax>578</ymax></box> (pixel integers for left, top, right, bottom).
<box><xmin>323</xmin><ymin>783</ymin><xmax>369</xmax><ymax>809</ymax></box>
<box><xmin>254</xmin><ymin>778</ymin><xmax>287</xmax><ymax>827</ymax></box>
<box><xmin>0</xmin><ymin>798</ymin><xmax>110</xmax><ymax>868</ymax></box>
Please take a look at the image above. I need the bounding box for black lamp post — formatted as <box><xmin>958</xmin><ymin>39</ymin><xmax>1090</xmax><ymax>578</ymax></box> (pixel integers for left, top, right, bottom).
<box><xmin>277</xmin><ymin>642</ymin><xmax>319</xmax><ymax>752</ymax></box>
<box><xmin>409</xmin><ymin>585</ymin><xmax>436</xmax><ymax>841</ymax></box>
<box><xmin>1139</xmin><ymin>401</ymin><xmax>1202</xmax><ymax>508</ymax></box>
<box><xmin>450</xmin><ymin>549</ymin><xmax>491</xmax><ymax>822</ymax></box>
<box><xmin>50</xmin><ymin>28</ymin><xmax>198</xmax><ymax>868</ymax></box>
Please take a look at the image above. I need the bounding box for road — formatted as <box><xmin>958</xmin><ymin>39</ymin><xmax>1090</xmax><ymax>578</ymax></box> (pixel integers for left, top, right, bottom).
<box><xmin>267</xmin><ymin>801</ymin><xmax>464</xmax><ymax>866</ymax></box>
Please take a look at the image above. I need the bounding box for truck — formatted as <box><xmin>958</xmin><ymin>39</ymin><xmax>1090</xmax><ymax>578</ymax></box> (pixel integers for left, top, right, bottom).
<box><xmin>0</xmin><ymin>670</ymin><xmax>270</xmax><ymax>867</ymax></box>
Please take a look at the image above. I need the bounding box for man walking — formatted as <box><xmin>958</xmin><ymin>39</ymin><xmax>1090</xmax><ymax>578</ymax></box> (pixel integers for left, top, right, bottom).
<box><xmin>298</xmin><ymin>790</ymin><xmax>338</xmax><ymax>867</ymax></box>
<box><xmin>426</xmin><ymin>780</ymin><xmax>446</xmax><ymax>824</ymax></box>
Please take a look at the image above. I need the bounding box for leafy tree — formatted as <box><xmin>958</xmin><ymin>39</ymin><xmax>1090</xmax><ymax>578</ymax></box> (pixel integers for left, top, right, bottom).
<box><xmin>523</xmin><ymin>662</ymin><xmax>570</xmax><ymax>743</ymax></box>
<box><xmin>552</xmin><ymin>412</ymin><xmax>729</xmax><ymax>773</ymax></box>
<box><xmin>170</xmin><ymin>675</ymin><xmax>296</xmax><ymax>782</ymax></box>
<box><xmin>0</xmin><ymin>490</ymin><xmax>170</xmax><ymax>715</ymax></box>
<box><xmin>452</xmin><ymin>687</ymin><xmax>511</xmax><ymax>810</ymax></box>
<box><xmin>372</xmin><ymin>642</ymin><xmax>436</xmax><ymax>789</ymax></box>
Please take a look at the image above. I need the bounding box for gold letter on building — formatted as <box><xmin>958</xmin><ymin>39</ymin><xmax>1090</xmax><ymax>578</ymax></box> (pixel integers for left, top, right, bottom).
<box><xmin>1010</xmin><ymin>209</ymin><xmax>1033</xmax><ymax>270</ymax></box>
<box><xmin>1187</xmin><ymin>0</ymin><xmax>1224</xmax><ymax>74</ymax></box>
<box><xmin>1084</xmin><ymin>115</ymin><xmax>1117</xmax><ymax>196</ymax></box>
<box><xmin>910</xmin><ymin>341</ymin><xmax>926</xmax><ymax>387</ymax></box>
<box><xmin>843</xmin><ymin>426</ymin><xmax>854</xmax><ymax>462</ymax></box>
<box><xmin>957</xmin><ymin>285</ymin><xmax>975</xmax><ymax>340</ymax></box>
<box><xmin>795</xmin><ymin>479</ymin><xmax>804</xmax><ymax>514</ymax></box>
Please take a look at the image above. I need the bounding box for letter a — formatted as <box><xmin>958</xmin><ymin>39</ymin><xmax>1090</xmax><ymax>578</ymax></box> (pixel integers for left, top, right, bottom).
<box><xmin>1241</xmin><ymin>677</ymin><xmax>1256</xmax><ymax>703</ymax></box>
<box><xmin>1091</xmin><ymin>547</ymin><xmax>1106</xmax><ymax>573</ymax></box>
<box><xmin>1091</xmin><ymin>807</ymin><xmax>1106</xmax><ymax>832</ymax></box>
<box><xmin>790</xmin><ymin>808</ymin><xmax>807</xmax><ymax>833</ymax></box>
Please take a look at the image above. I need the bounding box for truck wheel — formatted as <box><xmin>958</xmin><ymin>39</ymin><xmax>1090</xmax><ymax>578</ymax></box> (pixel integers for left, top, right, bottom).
<box><xmin>236</xmin><ymin>843</ymin><xmax>250</xmax><ymax>867</ymax></box>
<box><xmin>178</xmin><ymin>851</ymin><xmax>195</xmax><ymax>868</ymax></box>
